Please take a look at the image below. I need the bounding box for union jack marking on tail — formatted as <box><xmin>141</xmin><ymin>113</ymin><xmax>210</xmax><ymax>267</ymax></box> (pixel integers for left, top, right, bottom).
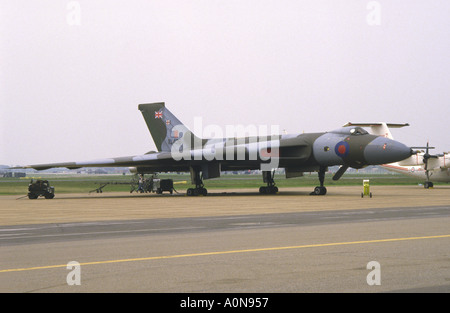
<box><xmin>154</xmin><ymin>111</ymin><xmax>163</xmax><ymax>119</ymax></box>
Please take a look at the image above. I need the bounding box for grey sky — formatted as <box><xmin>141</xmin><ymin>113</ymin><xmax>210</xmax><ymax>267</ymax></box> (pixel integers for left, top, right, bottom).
<box><xmin>1</xmin><ymin>1</ymin><xmax>449</xmax><ymax>165</ymax></box>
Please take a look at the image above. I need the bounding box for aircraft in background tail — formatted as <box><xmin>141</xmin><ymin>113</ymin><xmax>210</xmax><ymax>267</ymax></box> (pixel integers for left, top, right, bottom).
<box><xmin>344</xmin><ymin>122</ymin><xmax>450</xmax><ymax>188</ymax></box>
<box><xmin>12</xmin><ymin>104</ymin><xmax>413</xmax><ymax>196</ymax></box>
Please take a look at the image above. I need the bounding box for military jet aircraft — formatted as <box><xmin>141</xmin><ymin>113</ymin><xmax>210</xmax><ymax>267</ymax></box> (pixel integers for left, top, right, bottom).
<box><xmin>15</xmin><ymin>103</ymin><xmax>413</xmax><ymax>196</ymax></box>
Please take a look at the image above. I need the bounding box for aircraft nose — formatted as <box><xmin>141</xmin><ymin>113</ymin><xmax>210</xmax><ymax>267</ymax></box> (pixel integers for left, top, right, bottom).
<box><xmin>364</xmin><ymin>136</ymin><xmax>412</xmax><ymax>165</ymax></box>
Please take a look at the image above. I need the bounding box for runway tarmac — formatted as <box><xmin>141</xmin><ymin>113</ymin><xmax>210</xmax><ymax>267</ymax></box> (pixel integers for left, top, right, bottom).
<box><xmin>0</xmin><ymin>185</ymin><xmax>449</xmax><ymax>293</ymax></box>
<box><xmin>1</xmin><ymin>185</ymin><xmax>449</xmax><ymax>225</ymax></box>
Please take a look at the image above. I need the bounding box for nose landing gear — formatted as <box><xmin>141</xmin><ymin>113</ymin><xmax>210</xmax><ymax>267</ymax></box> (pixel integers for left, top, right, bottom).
<box><xmin>310</xmin><ymin>167</ymin><xmax>327</xmax><ymax>196</ymax></box>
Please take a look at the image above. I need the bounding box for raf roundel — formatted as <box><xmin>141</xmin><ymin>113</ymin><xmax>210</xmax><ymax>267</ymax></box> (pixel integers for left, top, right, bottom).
<box><xmin>335</xmin><ymin>141</ymin><xmax>350</xmax><ymax>158</ymax></box>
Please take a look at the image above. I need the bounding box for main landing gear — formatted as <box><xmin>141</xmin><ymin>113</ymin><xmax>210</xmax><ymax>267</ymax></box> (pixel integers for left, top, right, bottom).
<box><xmin>310</xmin><ymin>167</ymin><xmax>327</xmax><ymax>196</ymax></box>
<box><xmin>186</xmin><ymin>168</ymin><xmax>207</xmax><ymax>196</ymax></box>
<box><xmin>259</xmin><ymin>171</ymin><xmax>278</xmax><ymax>194</ymax></box>
<box><xmin>258</xmin><ymin>169</ymin><xmax>328</xmax><ymax>195</ymax></box>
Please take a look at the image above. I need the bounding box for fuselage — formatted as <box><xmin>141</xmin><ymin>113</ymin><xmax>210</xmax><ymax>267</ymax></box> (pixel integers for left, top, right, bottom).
<box><xmin>168</xmin><ymin>126</ymin><xmax>412</xmax><ymax>173</ymax></box>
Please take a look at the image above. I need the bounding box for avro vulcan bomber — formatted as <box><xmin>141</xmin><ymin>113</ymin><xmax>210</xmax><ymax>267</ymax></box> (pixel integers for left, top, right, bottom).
<box><xmin>16</xmin><ymin>103</ymin><xmax>413</xmax><ymax>196</ymax></box>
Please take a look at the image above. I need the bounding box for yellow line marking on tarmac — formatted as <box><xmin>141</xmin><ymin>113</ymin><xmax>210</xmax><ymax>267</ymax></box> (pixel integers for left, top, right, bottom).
<box><xmin>1</xmin><ymin>234</ymin><xmax>450</xmax><ymax>273</ymax></box>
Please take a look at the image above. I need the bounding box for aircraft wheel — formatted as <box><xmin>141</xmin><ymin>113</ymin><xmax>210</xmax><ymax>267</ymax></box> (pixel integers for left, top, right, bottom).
<box><xmin>259</xmin><ymin>186</ymin><xmax>278</xmax><ymax>194</ymax></box>
<box><xmin>187</xmin><ymin>188</ymin><xmax>207</xmax><ymax>196</ymax></box>
<box><xmin>424</xmin><ymin>182</ymin><xmax>434</xmax><ymax>189</ymax></box>
<box><xmin>312</xmin><ymin>186</ymin><xmax>327</xmax><ymax>196</ymax></box>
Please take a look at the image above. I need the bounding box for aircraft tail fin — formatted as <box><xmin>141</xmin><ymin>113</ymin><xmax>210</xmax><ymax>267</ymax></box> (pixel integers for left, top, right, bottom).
<box><xmin>343</xmin><ymin>122</ymin><xmax>409</xmax><ymax>140</ymax></box>
<box><xmin>138</xmin><ymin>102</ymin><xmax>201</xmax><ymax>152</ymax></box>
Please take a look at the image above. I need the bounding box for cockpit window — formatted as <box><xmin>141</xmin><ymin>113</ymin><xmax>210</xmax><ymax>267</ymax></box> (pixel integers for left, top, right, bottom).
<box><xmin>330</xmin><ymin>127</ymin><xmax>369</xmax><ymax>135</ymax></box>
<box><xmin>349</xmin><ymin>127</ymin><xmax>368</xmax><ymax>135</ymax></box>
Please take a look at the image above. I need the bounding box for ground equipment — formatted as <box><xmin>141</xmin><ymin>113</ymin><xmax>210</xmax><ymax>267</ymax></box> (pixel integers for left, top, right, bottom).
<box><xmin>361</xmin><ymin>179</ymin><xmax>372</xmax><ymax>198</ymax></box>
<box><xmin>28</xmin><ymin>179</ymin><xmax>55</xmax><ymax>199</ymax></box>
